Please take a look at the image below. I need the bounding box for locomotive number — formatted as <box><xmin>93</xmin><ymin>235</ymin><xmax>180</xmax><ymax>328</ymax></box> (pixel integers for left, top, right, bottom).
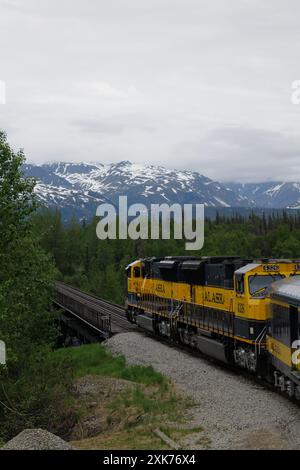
<box><xmin>263</xmin><ymin>264</ymin><xmax>279</xmax><ymax>272</ymax></box>
<box><xmin>155</xmin><ymin>284</ymin><xmax>165</xmax><ymax>293</ymax></box>
<box><xmin>238</xmin><ymin>303</ymin><xmax>245</xmax><ymax>313</ymax></box>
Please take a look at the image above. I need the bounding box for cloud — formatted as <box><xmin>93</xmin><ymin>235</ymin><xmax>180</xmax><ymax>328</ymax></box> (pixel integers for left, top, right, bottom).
<box><xmin>19</xmin><ymin>80</ymin><xmax>140</xmax><ymax>104</ymax></box>
<box><xmin>0</xmin><ymin>0</ymin><xmax>300</xmax><ymax>182</ymax></box>
<box><xmin>176</xmin><ymin>127</ymin><xmax>300</xmax><ymax>182</ymax></box>
<box><xmin>78</xmin><ymin>81</ymin><xmax>139</xmax><ymax>99</ymax></box>
<box><xmin>72</xmin><ymin>112</ymin><xmax>156</xmax><ymax>135</ymax></box>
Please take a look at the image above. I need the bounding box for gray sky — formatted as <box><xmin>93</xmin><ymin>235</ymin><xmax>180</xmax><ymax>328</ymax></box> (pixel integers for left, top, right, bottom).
<box><xmin>0</xmin><ymin>0</ymin><xmax>300</xmax><ymax>182</ymax></box>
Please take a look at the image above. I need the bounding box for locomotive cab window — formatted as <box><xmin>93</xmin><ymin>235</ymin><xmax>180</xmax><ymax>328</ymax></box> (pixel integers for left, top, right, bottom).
<box><xmin>249</xmin><ymin>274</ymin><xmax>284</xmax><ymax>297</ymax></box>
<box><xmin>133</xmin><ymin>267</ymin><xmax>141</xmax><ymax>278</ymax></box>
<box><xmin>235</xmin><ymin>273</ymin><xmax>245</xmax><ymax>294</ymax></box>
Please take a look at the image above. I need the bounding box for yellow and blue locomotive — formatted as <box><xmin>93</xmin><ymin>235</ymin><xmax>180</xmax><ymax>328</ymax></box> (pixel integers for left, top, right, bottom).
<box><xmin>125</xmin><ymin>256</ymin><xmax>300</xmax><ymax>399</ymax></box>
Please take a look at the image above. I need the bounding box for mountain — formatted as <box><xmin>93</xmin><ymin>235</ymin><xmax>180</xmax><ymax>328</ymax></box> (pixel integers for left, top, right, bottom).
<box><xmin>23</xmin><ymin>161</ymin><xmax>250</xmax><ymax>220</ymax></box>
<box><xmin>227</xmin><ymin>182</ymin><xmax>300</xmax><ymax>209</ymax></box>
<box><xmin>22</xmin><ymin>160</ymin><xmax>300</xmax><ymax>221</ymax></box>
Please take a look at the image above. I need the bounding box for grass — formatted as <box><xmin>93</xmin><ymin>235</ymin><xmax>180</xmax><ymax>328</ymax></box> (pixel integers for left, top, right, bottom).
<box><xmin>108</xmin><ymin>384</ymin><xmax>184</xmax><ymax>421</ymax></box>
<box><xmin>54</xmin><ymin>343</ymin><xmax>167</xmax><ymax>388</ymax></box>
<box><xmin>72</xmin><ymin>423</ymin><xmax>208</xmax><ymax>450</ymax></box>
<box><xmin>73</xmin><ymin>427</ymin><xmax>168</xmax><ymax>450</ymax></box>
<box><xmin>54</xmin><ymin>343</ymin><xmax>203</xmax><ymax>450</ymax></box>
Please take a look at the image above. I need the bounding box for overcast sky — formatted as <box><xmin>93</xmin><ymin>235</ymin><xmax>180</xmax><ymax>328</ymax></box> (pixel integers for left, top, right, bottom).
<box><xmin>1</xmin><ymin>0</ymin><xmax>300</xmax><ymax>182</ymax></box>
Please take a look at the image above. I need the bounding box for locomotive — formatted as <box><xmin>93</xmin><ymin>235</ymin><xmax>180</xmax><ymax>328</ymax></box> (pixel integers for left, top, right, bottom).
<box><xmin>125</xmin><ymin>256</ymin><xmax>300</xmax><ymax>399</ymax></box>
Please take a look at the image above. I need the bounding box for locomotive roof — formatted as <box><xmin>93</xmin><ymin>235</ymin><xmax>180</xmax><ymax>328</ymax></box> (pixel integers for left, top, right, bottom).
<box><xmin>235</xmin><ymin>263</ymin><xmax>261</xmax><ymax>274</ymax></box>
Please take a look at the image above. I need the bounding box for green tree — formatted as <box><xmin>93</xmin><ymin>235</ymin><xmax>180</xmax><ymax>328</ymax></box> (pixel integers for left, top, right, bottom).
<box><xmin>0</xmin><ymin>131</ymin><xmax>56</xmax><ymax>365</ymax></box>
<box><xmin>0</xmin><ymin>131</ymin><xmax>72</xmax><ymax>441</ymax></box>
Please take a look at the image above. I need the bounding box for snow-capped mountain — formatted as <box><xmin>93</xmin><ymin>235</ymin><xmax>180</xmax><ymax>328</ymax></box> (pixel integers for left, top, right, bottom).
<box><xmin>22</xmin><ymin>160</ymin><xmax>300</xmax><ymax>220</ymax></box>
<box><xmin>227</xmin><ymin>182</ymin><xmax>300</xmax><ymax>209</ymax></box>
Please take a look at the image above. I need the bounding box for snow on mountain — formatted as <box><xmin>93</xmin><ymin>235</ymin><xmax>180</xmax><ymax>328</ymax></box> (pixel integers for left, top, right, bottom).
<box><xmin>22</xmin><ymin>161</ymin><xmax>300</xmax><ymax>221</ymax></box>
<box><xmin>23</xmin><ymin>161</ymin><xmax>248</xmax><ymax>220</ymax></box>
<box><xmin>227</xmin><ymin>182</ymin><xmax>300</xmax><ymax>209</ymax></box>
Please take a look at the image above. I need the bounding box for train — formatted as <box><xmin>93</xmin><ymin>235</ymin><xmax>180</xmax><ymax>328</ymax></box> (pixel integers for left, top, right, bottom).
<box><xmin>125</xmin><ymin>256</ymin><xmax>300</xmax><ymax>399</ymax></box>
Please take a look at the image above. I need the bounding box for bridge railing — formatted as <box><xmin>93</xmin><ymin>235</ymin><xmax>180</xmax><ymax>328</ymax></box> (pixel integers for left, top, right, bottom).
<box><xmin>54</xmin><ymin>284</ymin><xmax>111</xmax><ymax>338</ymax></box>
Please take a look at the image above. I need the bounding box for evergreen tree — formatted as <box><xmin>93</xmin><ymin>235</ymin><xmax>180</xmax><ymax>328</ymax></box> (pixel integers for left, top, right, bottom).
<box><xmin>0</xmin><ymin>132</ymin><xmax>71</xmax><ymax>440</ymax></box>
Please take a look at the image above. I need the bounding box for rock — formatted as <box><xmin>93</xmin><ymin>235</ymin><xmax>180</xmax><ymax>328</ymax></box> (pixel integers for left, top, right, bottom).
<box><xmin>2</xmin><ymin>429</ymin><xmax>73</xmax><ymax>450</ymax></box>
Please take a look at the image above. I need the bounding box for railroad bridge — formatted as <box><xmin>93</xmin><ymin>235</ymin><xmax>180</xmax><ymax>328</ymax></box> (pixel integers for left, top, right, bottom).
<box><xmin>53</xmin><ymin>282</ymin><xmax>136</xmax><ymax>343</ymax></box>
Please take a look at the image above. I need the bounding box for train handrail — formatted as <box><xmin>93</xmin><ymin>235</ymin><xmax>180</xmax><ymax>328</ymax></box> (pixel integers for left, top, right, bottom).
<box><xmin>255</xmin><ymin>325</ymin><xmax>267</xmax><ymax>356</ymax></box>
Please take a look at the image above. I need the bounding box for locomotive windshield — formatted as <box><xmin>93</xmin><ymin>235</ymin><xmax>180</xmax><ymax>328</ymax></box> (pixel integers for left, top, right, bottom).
<box><xmin>249</xmin><ymin>274</ymin><xmax>284</xmax><ymax>297</ymax></box>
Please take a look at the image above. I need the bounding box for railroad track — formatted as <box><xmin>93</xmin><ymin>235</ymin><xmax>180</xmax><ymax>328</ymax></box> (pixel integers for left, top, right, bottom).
<box><xmin>55</xmin><ymin>282</ymin><xmax>137</xmax><ymax>333</ymax></box>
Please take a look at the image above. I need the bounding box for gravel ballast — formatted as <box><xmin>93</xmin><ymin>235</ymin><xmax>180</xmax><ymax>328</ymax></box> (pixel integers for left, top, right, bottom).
<box><xmin>2</xmin><ymin>429</ymin><xmax>73</xmax><ymax>450</ymax></box>
<box><xmin>105</xmin><ymin>332</ymin><xmax>300</xmax><ymax>450</ymax></box>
